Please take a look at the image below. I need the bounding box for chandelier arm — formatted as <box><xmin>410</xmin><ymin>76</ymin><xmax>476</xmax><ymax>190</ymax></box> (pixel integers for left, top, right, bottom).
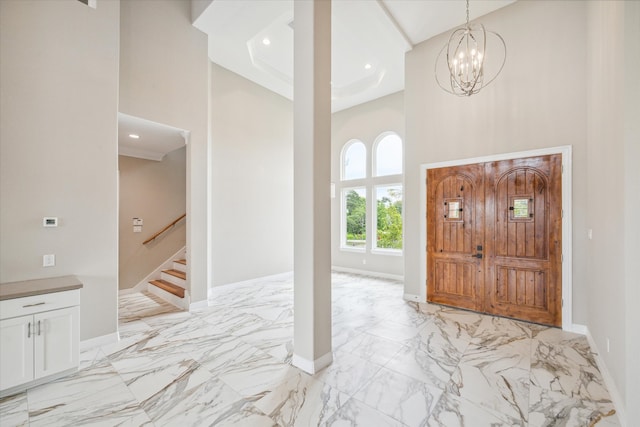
<box><xmin>434</xmin><ymin>0</ymin><xmax>506</xmax><ymax>96</ymax></box>
<box><xmin>477</xmin><ymin>30</ymin><xmax>507</xmax><ymax>88</ymax></box>
<box><xmin>435</xmin><ymin>44</ymin><xmax>460</xmax><ymax>95</ymax></box>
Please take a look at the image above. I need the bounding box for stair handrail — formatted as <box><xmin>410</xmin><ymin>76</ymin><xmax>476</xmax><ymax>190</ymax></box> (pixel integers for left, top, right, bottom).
<box><xmin>143</xmin><ymin>213</ymin><xmax>186</xmax><ymax>245</ymax></box>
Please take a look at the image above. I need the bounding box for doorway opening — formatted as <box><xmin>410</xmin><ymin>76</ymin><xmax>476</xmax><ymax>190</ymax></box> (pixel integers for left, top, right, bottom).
<box><xmin>117</xmin><ymin>113</ymin><xmax>188</xmax><ymax>316</ymax></box>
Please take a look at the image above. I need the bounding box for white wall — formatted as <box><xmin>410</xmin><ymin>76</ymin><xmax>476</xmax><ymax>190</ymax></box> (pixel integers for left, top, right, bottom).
<box><xmin>118</xmin><ymin>148</ymin><xmax>186</xmax><ymax>290</ymax></box>
<box><xmin>623</xmin><ymin>2</ymin><xmax>640</xmax><ymax>420</ymax></box>
<box><xmin>586</xmin><ymin>1</ymin><xmax>640</xmax><ymax>423</ymax></box>
<box><xmin>623</xmin><ymin>2</ymin><xmax>640</xmax><ymax>419</ymax></box>
<box><xmin>119</xmin><ymin>0</ymin><xmax>209</xmax><ymax>302</ymax></box>
<box><xmin>0</xmin><ymin>0</ymin><xmax>120</xmax><ymax>340</ymax></box>
<box><xmin>404</xmin><ymin>1</ymin><xmax>588</xmax><ymax>323</ymax></box>
<box><xmin>331</xmin><ymin>92</ymin><xmax>404</xmax><ymax>277</ymax></box>
<box><xmin>210</xmin><ymin>64</ymin><xmax>294</xmax><ymax>286</ymax></box>
<box><xmin>405</xmin><ymin>0</ymin><xmax>638</xmax><ymax>422</ymax></box>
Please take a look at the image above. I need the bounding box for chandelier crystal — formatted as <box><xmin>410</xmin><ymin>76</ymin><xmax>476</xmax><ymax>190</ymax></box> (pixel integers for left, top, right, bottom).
<box><xmin>435</xmin><ymin>0</ymin><xmax>506</xmax><ymax>96</ymax></box>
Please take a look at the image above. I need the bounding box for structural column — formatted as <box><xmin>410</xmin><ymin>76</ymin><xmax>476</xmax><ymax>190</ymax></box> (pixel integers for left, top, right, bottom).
<box><xmin>292</xmin><ymin>0</ymin><xmax>332</xmax><ymax>374</ymax></box>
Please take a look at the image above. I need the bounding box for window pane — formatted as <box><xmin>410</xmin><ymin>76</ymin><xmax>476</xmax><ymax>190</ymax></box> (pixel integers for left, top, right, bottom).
<box><xmin>375</xmin><ymin>185</ymin><xmax>402</xmax><ymax>250</ymax></box>
<box><xmin>445</xmin><ymin>198</ymin><xmax>463</xmax><ymax>221</ymax></box>
<box><xmin>375</xmin><ymin>134</ymin><xmax>402</xmax><ymax>176</ymax></box>
<box><xmin>343</xmin><ymin>142</ymin><xmax>366</xmax><ymax>180</ymax></box>
<box><xmin>344</xmin><ymin>188</ymin><xmax>366</xmax><ymax>248</ymax></box>
<box><xmin>513</xmin><ymin>198</ymin><xmax>529</xmax><ymax>218</ymax></box>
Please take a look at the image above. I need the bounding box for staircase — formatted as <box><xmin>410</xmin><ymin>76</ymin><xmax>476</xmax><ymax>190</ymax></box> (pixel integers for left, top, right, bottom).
<box><xmin>147</xmin><ymin>258</ymin><xmax>188</xmax><ymax>310</ymax></box>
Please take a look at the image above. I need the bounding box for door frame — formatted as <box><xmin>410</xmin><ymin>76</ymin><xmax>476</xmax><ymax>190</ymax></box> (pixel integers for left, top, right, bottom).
<box><xmin>420</xmin><ymin>146</ymin><xmax>573</xmax><ymax>330</ymax></box>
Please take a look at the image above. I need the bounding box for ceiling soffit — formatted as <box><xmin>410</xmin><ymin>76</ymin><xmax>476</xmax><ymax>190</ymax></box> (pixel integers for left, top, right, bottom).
<box><xmin>193</xmin><ymin>0</ymin><xmax>516</xmax><ymax>112</ymax></box>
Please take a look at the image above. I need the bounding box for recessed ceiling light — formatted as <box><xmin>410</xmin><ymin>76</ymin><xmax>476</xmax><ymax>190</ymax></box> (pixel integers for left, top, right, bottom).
<box><xmin>262</xmin><ymin>38</ymin><xmax>271</xmax><ymax>46</ymax></box>
<box><xmin>129</xmin><ymin>134</ymin><xmax>140</xmax><ymax>139</ymax></box>
<box><xmin>364</xmin><ymin>63</ymin><xmax>372</xmax><ymax>70</ymax></box>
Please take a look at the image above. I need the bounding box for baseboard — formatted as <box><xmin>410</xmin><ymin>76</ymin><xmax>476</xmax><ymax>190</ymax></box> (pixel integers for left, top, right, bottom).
<box><xmin>211</xmin><ymin>271</ymin><xmax>294</xmax><ymax>289</ymax></box>
<box><xmin>80</xmin><ymin>332</ymin><xmax>119</xmax><ymax>351</ymax></box>
<box><xmin>584</xmin><ymin>326</ymin><xmax>627</xmax><ymax>427</ymax></box>
<box><xmin>569</xmin><ymin>323</ymin><xmax>588</xmax><ymax>335</ymax></box>
<box><xmin>0</xmin><ymin>367</ymin><xmax>77</xmax><ymax>398</ymax></box>
<box><xmin>292</xmin><ymin>351</ymin><xmax>333</xmax><ymax>374</ymax></box>
<box><xmin>331</xmin><ymin>266</ymin><xmax>403</xmax><ymax>281</ymax></box>
<box><xmin>403</xmin><ymin>293</ymin><xmax>424</xmax><ymax>303</ymax></box>
<box><xmin>189</xmin><ymin>299</ymin><xmax>210</xmax><ymax>311</ymax></box>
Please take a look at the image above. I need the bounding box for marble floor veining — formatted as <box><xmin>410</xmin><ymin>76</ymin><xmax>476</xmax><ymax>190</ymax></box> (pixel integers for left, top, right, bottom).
<box><xmin>0</xmin><ymin>273</ymin><xmax>620</xmax><ymax>426</ymax></box>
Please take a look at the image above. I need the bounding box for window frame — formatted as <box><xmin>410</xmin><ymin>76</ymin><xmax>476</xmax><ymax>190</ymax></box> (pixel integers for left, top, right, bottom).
<box><xmin>341</xmin><ymin>186</ymin><xmax>367</xmax><ymax>252</ymax></box>
<box><xmin>341</xmin><ymin>139</ymin><xmax>367</xmax><ymax>181</ymax></box>
<box><xmin>338</xmin><ymin>132</ymin><xmax>404</xmax><ymax>256</ymax></box>
<box><xmin>372</xmin><ymin>183</ymin><xmax>404</xmax><ymax>255</ymax></box>
<box><xmin>373</xmin><ymin>132</ymin><xmax>404</xmax><ymax>178</ymax></box>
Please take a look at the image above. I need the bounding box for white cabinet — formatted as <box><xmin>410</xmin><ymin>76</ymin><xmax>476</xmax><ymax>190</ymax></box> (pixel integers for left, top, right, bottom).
<box><xmin>0</xmin><ymin>316</ymin><xmax>34</xmax><ymax>388</ymax></box>
<box><xmin>0</xmin><ymin>289</ymin><xmax>80</xmax><ymax>394</ymax></box>
<box><xmin>34</xmin><ymin>306</ymin><xmax>80</xmax><ymax>380</ymax></box>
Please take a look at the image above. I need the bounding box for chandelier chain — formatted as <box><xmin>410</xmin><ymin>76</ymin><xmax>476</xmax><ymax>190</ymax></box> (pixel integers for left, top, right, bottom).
<box><xmin>466</xmin><ymin>0</ymin><xmax>470</xmax><ymax>28</ymax></box>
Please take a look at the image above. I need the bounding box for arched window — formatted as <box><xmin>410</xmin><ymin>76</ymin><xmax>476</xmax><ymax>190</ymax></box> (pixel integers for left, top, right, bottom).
<box><xmin>342</xmin><ymin>140</ymin><xmax>366</xmax><ymax>181</ymax></box>
<box><xmin>373</xmin><ymin>133</ymin><xmax>403</xmax><ymax>252</ymax></box>
<box><xmin>338</xmin><ymin>133</ymin><xmax>404</xmax><ymax>253</ymax></box>
<box><xmin>374</xmin><ymin>133</ymin><xmax>403</xmax><ymax>177</ymax></box>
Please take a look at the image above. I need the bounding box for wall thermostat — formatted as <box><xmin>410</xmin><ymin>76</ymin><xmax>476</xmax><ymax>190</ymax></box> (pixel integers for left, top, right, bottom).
<box><xmin>43</xmin><ymin>217</ymin><xmax>58</xmax><ymax>227</ymax></box>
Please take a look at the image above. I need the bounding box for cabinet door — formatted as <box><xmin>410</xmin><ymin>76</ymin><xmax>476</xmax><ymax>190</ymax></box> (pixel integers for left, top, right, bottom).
<box><xmin>0</xmin><ymin>316</ymin><xmax>34</xmax><ymax>390</ymax></box>
<box><xmin>34</xmin><ymin>306</ymin><xmax>79</xmax><ymax>379</ymax></box>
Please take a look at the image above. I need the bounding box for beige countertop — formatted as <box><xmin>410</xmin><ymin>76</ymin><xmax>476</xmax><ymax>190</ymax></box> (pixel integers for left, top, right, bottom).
<box><xmin>0</xmin><ymin>275</ymin><xmax>83</xmax><ymax>301</ymax></box>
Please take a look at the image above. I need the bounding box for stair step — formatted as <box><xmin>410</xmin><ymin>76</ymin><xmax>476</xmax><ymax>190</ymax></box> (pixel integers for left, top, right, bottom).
<box><xmin>149</xmin><ymin>279</ymin><xmax>185</xmax><ymax>298</ymax></box>
<box><xmin>162</xmin><ymin>269</ymin><xmax>186</xmax><ymax>280</ymax></box>
<box><xmin>172</xmin><ymin>259</ymin><xmax>187</xmax><ymax>273</ymax></box>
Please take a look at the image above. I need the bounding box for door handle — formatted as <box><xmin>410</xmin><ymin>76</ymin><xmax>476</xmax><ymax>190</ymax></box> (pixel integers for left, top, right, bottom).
<box><xmin>37</xmin><ymin>320</ymin><xmax>42</xmax><ymax>336</ymax></box>
<box><xmin>27</xmin><ymin>322</ymin><xmax>31</xmax><ymax>338</ymax></box>
<box><xmin>471</xmin><ymin>253</ymin><xmax>483</xmax><ymax>259</ymax></box>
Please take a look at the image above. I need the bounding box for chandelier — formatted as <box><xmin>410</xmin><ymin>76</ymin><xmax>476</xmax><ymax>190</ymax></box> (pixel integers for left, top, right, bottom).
<box><xmin>435</xmin><ymin>0</ymin><xmax>506</xmax><ymax>96</ymax></box>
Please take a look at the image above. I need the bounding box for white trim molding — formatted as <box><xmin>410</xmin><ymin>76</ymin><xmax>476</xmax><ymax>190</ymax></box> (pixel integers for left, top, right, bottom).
<box><xmin>584</xmin><ymin>327</ymin><xmax>627</xmax><ymax>426</ymax></box>
<box><xmin>569</xmin><ymin>323</ymin><xmax>588</xmax><ymax>336</ymax></box>
<box><xmin>80</xmin><ymin>332</ymin><xmax>119</xmax><ymax>351</ymax></box>
<box><xmin>420</xmin><ymin>146</ymin><xmax>573</xmax><ymax>330</ymax></box>
<box><xmin>189</xmin><ymin>299</ymin><xmax>210</xmax><ymax>311</ymax></box>
<box><xmin>331</xmin><ymin>266</ymin><xmax>403</xmax><ymax>281</ymax></box>
<box><xmin>292</xmin><ymin>351</ymin><xmax>333</xmax><ymax>375</ymax></box>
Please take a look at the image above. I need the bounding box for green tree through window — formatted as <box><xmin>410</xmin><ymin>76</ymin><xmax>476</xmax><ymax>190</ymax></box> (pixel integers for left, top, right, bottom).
<box><xmin>345</xmin><ymin>189</ymin><xmax>366</xmax><ymax>247</ymax></box>
<box><xmin>376</xmin><ymin>186</ymin><xmax>403</xmax><ymax>249</ymax></box>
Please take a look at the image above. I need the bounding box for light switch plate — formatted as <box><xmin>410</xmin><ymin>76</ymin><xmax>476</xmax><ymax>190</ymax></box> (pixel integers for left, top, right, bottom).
<box><xmin>43</xmin><ymin>254</ymin><xmax>55</xmax><ymax>267</ymax></box>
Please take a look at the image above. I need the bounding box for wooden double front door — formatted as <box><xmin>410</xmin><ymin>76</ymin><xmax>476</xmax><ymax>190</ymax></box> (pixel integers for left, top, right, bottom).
<box><xmin>427</xmin><ymin>154</ymin><xmax>562</xmax><ymax>327</ymax></box>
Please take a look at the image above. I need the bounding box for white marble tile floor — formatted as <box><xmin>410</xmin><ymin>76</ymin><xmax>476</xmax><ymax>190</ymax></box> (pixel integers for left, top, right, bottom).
<box><xmin>0</xmin><ymin>273</ymin><xmax>620</xmax><ymax>426</ymax></box>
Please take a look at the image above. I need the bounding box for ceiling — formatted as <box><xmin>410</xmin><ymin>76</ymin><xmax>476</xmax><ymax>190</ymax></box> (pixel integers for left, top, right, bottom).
<box><xmin>119</xmin><ymin>0</ymin><xmax>516</xmax><ymax>160</ymax></box>
<box><xmin>118</xmin><ymin>113</ymin><xmax>186</xmax><ymax>161</ymax></box>
<box><xmin>193</xmin><ymin>0</ymin><xmax>516</xmax><ymax>112</ymax></box>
